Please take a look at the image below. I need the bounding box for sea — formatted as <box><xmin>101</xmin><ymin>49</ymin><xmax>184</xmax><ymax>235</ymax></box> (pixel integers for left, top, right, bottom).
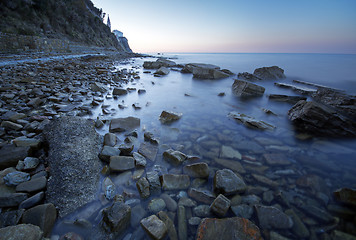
<box><xmin>52</xmin><ymin>53</ymin><xmax>356</xmax><ymax>239</ymax></box>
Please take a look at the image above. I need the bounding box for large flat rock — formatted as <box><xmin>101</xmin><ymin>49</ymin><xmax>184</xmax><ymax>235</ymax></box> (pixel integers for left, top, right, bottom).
<box><xmin>43</xmin><ymin>117</ymin><xmax>101</xmax><ymax>217</ymax></box>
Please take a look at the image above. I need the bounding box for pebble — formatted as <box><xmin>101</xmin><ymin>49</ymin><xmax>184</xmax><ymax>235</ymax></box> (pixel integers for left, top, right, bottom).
<box><xmin>3</xmin><ymin>171</ymin><xmax>30</xmax><ymax>186</ymax></box>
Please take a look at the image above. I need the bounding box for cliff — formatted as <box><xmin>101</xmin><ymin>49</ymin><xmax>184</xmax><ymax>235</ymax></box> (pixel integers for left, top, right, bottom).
<box><xmin>0</xmin><ymin>0</ymin><xmax>129</xmax><ymax>52</ymax></box>
<box><xmin>113</xmin><ymin>30</ymin><xmax>132</xmax><ymax>53</ymax></box>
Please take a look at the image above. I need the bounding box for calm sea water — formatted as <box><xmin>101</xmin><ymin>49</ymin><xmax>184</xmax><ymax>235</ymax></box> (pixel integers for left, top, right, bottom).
<box><xmin>52</xmin><ymin>53</ymin><xmax>356</xmax><ymax>239</ymax></box>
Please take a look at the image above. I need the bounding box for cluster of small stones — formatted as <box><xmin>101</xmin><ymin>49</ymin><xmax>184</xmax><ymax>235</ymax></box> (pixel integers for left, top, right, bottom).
<box><xmin>0</xmin><ymin>53</ymin><xmax>143</xmax><ymax>238</ymax></box>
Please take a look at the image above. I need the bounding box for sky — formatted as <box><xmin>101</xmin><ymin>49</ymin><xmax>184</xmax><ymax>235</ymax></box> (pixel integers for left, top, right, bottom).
<box><xmin>91</xmin><ymin>0</ymin><xmax>356</xmax><ymax>54</ymax></box>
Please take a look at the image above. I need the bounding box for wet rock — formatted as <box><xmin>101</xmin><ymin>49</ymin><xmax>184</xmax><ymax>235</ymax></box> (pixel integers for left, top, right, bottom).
<box><xmin>136</xmin><ymin>177</ymin><xmax>150</xmax><ymax>198</ymax></box>
<box><xmin>22</xmin><ymin>203</ymin><xmax>57</xmax><ymax>237</ymax></box>
<box><xmin>263</xmin><ymin>190</ymin><xmax>274</xmax><ymax>203</ymax></box>
<box><xmin>232</xmin><ymin>79</ymin><xmax>265</xmax><ymax>97</ymax></box>
<box><xmin>231</xmin><ymin>204</ymin><xmax>253</xmax><ymax>219</ymax></box>
<box><xmin>296</xmin><ymin>174</ymin><xmax>327</xmax><ymax>192</ymax></box>
<box><xmin>228</xmin><ymin>112</ymin><xmax>275</xmax><ymax>130</ymax></box>
<box><xmin>188</xmin><ymin>217</ymin><xmax>201</xmax><ymax>226</ymax></box>
<box><xmin>0</xmin><ymin>145</ymin><xmax>30</xmax><ymax>169</ymax></box>
<box><xmin>143</xmin><ymin>61</ymin><xmax>162</xmax><ymax>69</ymax></box>
<box><xmin>333</xmin><ymin>188</ymin><xmax>356</xmax><ymax>206</ymax></box>
<box><xmin>196</xmin><ymin>217</ymin><xmax>262</xmax><ymax>240</ymax></box>
<box><xmin>220</xmin><ymin>145</ymin><xmax>242</xmax><ymax>159</ymax></box>
<box><xmin>155</xmin><ymin>67</ymin><xmax>170</xmax><ymax>75</ymax></box>
<box><xmin>241</xmin><ymin>195</ymin><xmax>261</xmax><ymax>205</ymax></box>
<box><xmin>178</xmin><ymin>205</ymin><xmax>187</xmax><ymax>240</ymax></box>
<box><xmin>0</xmin><ymin>192</ymin><xmax>28</xmax><ymax>207</ymax></box>
<box><xmin>102</xmin><ymin>177</ymin><xmax>116</xmax><ymax>200</ymax></box>
<box><xmin>163</xmin><ymin>149</ymin><xmax>187</xmax><ymax>165</ymax></box>
<box><xmin>144</xmin><ymin>132</ymin><xmax>159</xmax><ymax>145</ymax></box>
<box><xmin>90</xmin><ymin>82</ymin><xmax>108</xmax><ymax>93</ymax></box>
<box><xmin>253</xmin><ymin>66</ymin><xmax>286</xmax><ymax>80</ymax></box>
<box><xmin>214</xmin><ymin>169</ymin><xmax>246</xmax><ymax>195</ymax></box>
<box><xmin>23</xmin><ymin>157</ymin><xmax>40</xmax><ymax>170</ymax></box>
<box><xmin>113</xmin><ymin>88</ymin><xmax>128</xmax><ymax>96</ymax></box>
<box><xmin>13</xmin><ymin>137</ymin><xmax>41</xmax><ymax>148</ymax></box>
<box><xmin>288</xmin><ymin>100</ymin><xmax>356</xmax><ymax>137</ymax></box>
<box><xmin>299</xmin><ymin>205</ymin><xmax>334</xmax><ymax>223</ymax></box>
<box><xmin>214</xmin><ymin>158</ymin><xmax>246</xmax><ymax>174</ymax></box>
<box><xmin>16</xmin><ymin>176</ymin><xmax>46</xmax><ymax>193</ymax></box>
<box><xmin>237</xmin><ymin>72</ymin><xmax>262</xmax><ymax>81</ymax></box>
<box><xmin>138</xmin><ymin>142</ymin><xmax>158</xmax><ymax>161</ymax></box>
<box><xmin>159</xmin><ymin>110</ymin><xmax>182</xmax><ymax>123</ymax></box>
<box><xmin>285</xmin><ymin>209</ymin><xmax>310</xmax><ymax>238</ymax></box>
<box><xmin>102</xmin><ymin>201</ymin><xmax>131</xmax><ymax>234</ymax></box>
<box><xmin>138</xmin><ymin>89</ymin><xmax>146</xmax><ymax>94</ymax></box>
<box><xmin>118</xmin><ymin>143</ymin><xmax>134</xmax><ymax>155</ymax></box>
<box><xmin>3</xmin><ymin>171</ymin><xmax>30</xmax><ymax>186</ymax></box>
<box><xmin>148</xmin><ymin>198</ymin><xmax>166</xmax><ymax>213</ymax></box>
<box><xmin>19</xmin><ymin>191</ymin><xmax>45</xmax><ymax>209</ymax></box>
<box><xmin>104</xmin><ymin>133</ymin><xmax>117</xmax><ymax>147</ymax></box>
<box><xmin>160</xmin><ymin>193</ymin><xmax>177</xmax><ymax>212</ymax></box>
<box><xmin>178</xmin><ymin>197</ymin><xmax>197</xmax><ymax>207</ymax></box>
<box><xmin>44</xmin><ymin>117</ymin><xmax>101</xmax><ymax>218</ymax></box>
<box><xmin>193</xmin><ymin>205</ymin><xmax>211</xmax><ymax>217</ymax></box>
<box><xmin>263</xmin><ymin>153</ymin><xmax>291</xmax><ymax>166</ymax></box>
<box><xmin>110</xmin><ymin>117</ymin><xmax>140</xmax><ymax>132</ymax></box>
<box><xmin>110</xmin><ymin>156</ymin><xmax>135</xmax><ymax>172</ymax></box>
<box><xmin>210</xmin><ymin>194</ymin><xmax>231</xmax><ymax>217</ymax></box>
<box><xmin>131</xmin><ymin>205</ymin><xmax>147</xmax><ymax>227</ymax></box>
<box><xmin>274</xmin><ymin>82</ymin><xmax>317</xmax><ymax>95</ymax></box>
<box><xmin>254</xmin><ymin>205</ymin><xmax>293</xmax><ymax>229</ymax></box>
<box><xmin>252</xmin><ymin>173</ymin><xmax>279</xmax><ymax>188</ymax></box>
<box><xmin>269</xmin><ymin>94</ymin><xmax>307</xmax><ymax>104</ymax></box>
<box><xmin>1</xmin><ymin>120</ymin><xmax>23</xmax><ymax>130</ymax></box>
<box><xmin>269</xmin><ymin>231</ymin><xmax>291</xmax><ymax>240</ymax></box>
<box><xmin>59</xmin><ymin>232</ymin><xmax>84</xmax><ymax>240</ymax></box>
<box><xmin>133</xmin><ymin>152</ymin><xmax>147</xmax><ymax>167</ymax></box>
<box><xmin>95</xmin><ymin>118</ymin><xmax>104</xmax><ymax>128</ymax></box>
<box><xmin>99</xmin><ymin>146</ymin><xmax>121</xmax><ymax>162</ymax></box>
<box><xmin>158</xmin><ymin>211</ymin><xmax>178</xmax><ymax>240</ymax></box>
<box><xmin>183</xmin><ymin>163</ymin><xmax>209</xmax><ymax>178</ymax></box>
<box><xmin>332</xmin><ymin>230</ymin><xmax>356</xmax><ymax>240</ymax></box>
<box><xmin>161</xmin><ymin>174</ymin><xmax>190</xmax><ymax>190</ymax></box>
<box><xmin>0</xmin><ymin>209</ymin><xmax>24</xmax><ymax>227</ymax></box>
<box><xmin>146</xmin><ymin>171</ymin><xmax>162</xmax><ymax>194</ymax></box>
<box><xmin>0</xmin><ymin>224</ymin><xmax>43</xmax><ymax>240</ymax></box>
<box><xmin>188</xmin><ymin>188</ymin><xmax>216</xmax><ymax>204</ymax></box>
<box><xmin>141</xmin><ymin>215</ymin><xmax>168</xmax><ymax>240</ymax></box>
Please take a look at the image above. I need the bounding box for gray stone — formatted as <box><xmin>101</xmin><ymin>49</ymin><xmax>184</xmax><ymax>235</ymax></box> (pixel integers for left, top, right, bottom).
<box><xmin>3</xmin><ymin>171</ymin><xmax>30</xmax><ymax>186</ymax></box>
<box><xmin>263</xmin><ymin>153</ymin><xmax>291</xmax><ymax>166</ymax></box>
<box><xmin>23</xmin><ymin>157</ymin><xmax>40</xmax><ymax>170</ymax></box>
<box><xmin>143</xmin><ymin>61</ymin><xmax>163</xmax><ymax>69</ymax></box>
<box><xmin>0</xmin><ymin>193</ymin><xmax>28</xmax><ymax>207</ymax></box>
<box><xmin>232</xmin><ymin>79</ymin><xmax>265</xmax><ymax>97</ymax></box>
<box><xmin>252</xmin><ymin>174</ymin><xmax>279</xmax><ymax>188</ymax></box>
<box><xmin>138</xmin><ymin>142</ymin><xmax>158</xmax><ymax>161</ymax></box>
<box><xmin>1</xmin><ymin>120</ymin><xmax>23</xmax><ymax>130</ymax></box>
<box><xmin>263</xmin><ymin>190</ymin><xmax>274</xmax><ymax>203</ymax></box>
<box><xmin>214</xmin><ymin>158</ymin><xmax>246</xmax><ymax>174</ymax></box>
<box><xmin>110</xmin><ymin>117</ymin><xmax>140</xmax><ymax>132</ymax></box>
<box><xmin>158</xmin><ymin>211</ymin><xmax>178</xmax><ymax>240</ymax></box>
<box><xmin>22</xmin><ymin>203</ymin><xmax>57</xmax><ymax>237</ymax></box>
<box><xmin>220</xmin><ymin>145</ymin><xmax>242</xmax><ymax>159</ymax></box>
<box><xmin>160</xmin><ymin>193</ymin><xmax>177</xmax><ymax>212</ymax></box>
<box><xmin>110</xmin><ymin>156</ymin><xmax>135</xmax><ymax>172</ymax></box>
<box><xmin>231</xmin><ymin>204</ymin><xmax>253</xmax><ymax>219</ymax></box>
<box><xmin>178</xmin><ymin>205</ymin><xmax>187</xmax><ymax>240</ymax></box>
<box><xmin>102</xmin><ymin>201</ymin><xmax>131</xmax><ymax>234</ymax></box>
<box><xmin>155</xmin><ymin>67</ymin><xmax>170</xmax><ymax>75</ymax></box>
<box><xmin>253</xmin><ymin>66</ymin><xmax>286</xmax><ymax>80</ymax></box>
<box><xmin>136</xmin><ymin>177</ymin><xmax>150</xmax><ymax>199</ymax></box>
<box><xmin>163</xmin><ymin>149</ymin><xmax>187</xmax><ymax>165</ymax></box>
<box><xmin>44</xmin><ymin>117</ymin><xmax>102</xmax><ymax>218</ymax></box>
<box><xmin>188</xmin><ymin>188</ymin><xmax>215</xmax><ymax>204</ymax></box>
<box><xmin>269</xmin><ymin>94</ymin><xmax>306</xmax><ymax>104</ymax></box>
<box><xmin>285</xmin><ymin>209</ymin><xmax>310</xmax><ymax>238</ymax></box>
<box><xmin>196</xmin><ymin>217</ymin><xmax>262</xmax><ymax>240</ymax></box>
<box><xmin>214</xmin><ymin>169</ymin><xmax>246</xmax><ymax>195</ymax></box>
<box><xmin>255</xmin><ymin>205</ymin><xmax>293</xmax><ymax>229</ymax></box>
<box><xmin>0</xmin><ymin>224</ymin><xmax>43</xmax><ymax>240</ymax></box>
<box><xmin>159</xmin><ymin>111</ymin><xmax>182</xmax><ymax>124</ymax></box>
<box><xmin>131</xmin><ymin>205</ymin><xmax>147</xmax><ymax>227</ymax></box>
<box><xmin>332</xmin><ymin>230</ymin><xmax>356</xmax><ymax>240</ymax></box>
<box><xmin>188</xmin><ymin>217</ymin><xmax>201</xmax><ymax>226</ymax></box>
<box><xmin>210</xmin><ymin>194</ymin><xmax>231</xmax><ymax>217</ymax></box>
<box><xmin>104</xmin><ymin>133</ymin><xmax>117</xmax><ymax>147</ymax></box>
<box><xmin>146</xmin><ymin>171</ymin><xmax>161</xmax><ymax>194</ymax></box>
<box><xmin>242</xmin><ymin>195</ymin><xmax>261</xmax><ymax>205</ymax></box>
<box><xmin>144</xmin><ymin>132</ymin><xmax>159</xmax><ymax>145</ymax></box>
<box><xmin>0</xmin><ymin>209</ymin><xmax>24</xmax><ymax>227</ymax></box>
<box><xmin>178</xmin><ymin>197</ymin><xmax>197</xmax><ymax>207</ymax></box>
<box><xmin>102</xmin><ymin>177</ymin><xmax>116</xmax><ymax>200</ymax></box>
<box><xmin>19</xmin><ymin>191</ymin><xmax>45</xmax><ymax>209</ymax></box>
<box><xmin>299</xmin><ymin>205</ymin><xmax>334</xmax><ymax>223</ymax></box>
<box><xmin>118</xmin><ymin>143</ymin><xmax>134</xmax><ymax>155</ymax></box>
<box><xmin>148</xmin><ymin>198</ymin><xmax>166</xmax><ymax>213</ymax></box>
<box><xmin>0</xmin><ymin>145</ymin><xmax>30</xmax><ymax>169</ymax></box>
<box><xmin>237</xmin><ymin>72</ymin><xmax>262</xmax><ymax>81</ymax></box>
<box><xmin>16</xmin><ymin>176</ymin><xmax>46</xmax><ymax>193</ymax></box>
<box><xmin>161</xmin><ymin>174</ymin><xmax>190</xmax><ymax>190</ymax></box>
<box><xmin>228</xmin><ymin>112</ymin><xmax>275</xmax><ymax>130</ymax></box>
<box><xmin>91</xmin><ymin>82</ymin><xmax>108</xmax><ymax>93</ymax></box>
<box><xmin>334</xmin><ymin>188</ymin><xmax>356</xmax><ymax>206</ymax></box>
<box><xmin>13</xmin><ymin>137</ymin><xmax>41</xmax><ymax>148</ymax></box>
<box><xmin>141</xmin><ymin>215</ymin><xmax>167</xmax><ymax>240</ymax></box>
<box><xmin>113</xmin><ymin>88</ymin><xmax>128</xmax><ymax>96</ymax></box>
<box><xmin>99</xmin><ymin>146</ymin><xmax>121</xmax><ymax>162</ymax></box>
<box><xmin>183</xmin><ymin>163</ymin><xmax>209</xmax><ymax>178</ymax></box>
<box><xmin>193</xmin><ymin>205</ymin><xmax>211</xmax><ymax>217</ymax></box>
<box><xmin>133</xmin><ymin>152</ymin><xmax>147</xmax><ymax>167</ymax></box>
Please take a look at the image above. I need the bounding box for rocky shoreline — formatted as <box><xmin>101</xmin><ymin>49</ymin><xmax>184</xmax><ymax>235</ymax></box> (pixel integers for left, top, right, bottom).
<box><xmin>0</xmin><ymin>54</ymin><xmax>356</xmax><ymax>240</ymax></box>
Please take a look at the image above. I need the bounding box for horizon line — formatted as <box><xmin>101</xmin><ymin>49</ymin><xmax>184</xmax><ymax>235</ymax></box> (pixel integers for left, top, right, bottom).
<box><xmin>142</xmin><ymin>51</ymin><xmax>356</xmax><ymax>55</ymax></box>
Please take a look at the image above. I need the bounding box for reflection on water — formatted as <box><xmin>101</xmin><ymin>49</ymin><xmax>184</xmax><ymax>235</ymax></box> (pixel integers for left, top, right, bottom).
<box><xmin>52</xmin><ymin>54</ymin><xmax>356</xmax><ymax>239</ymax></box>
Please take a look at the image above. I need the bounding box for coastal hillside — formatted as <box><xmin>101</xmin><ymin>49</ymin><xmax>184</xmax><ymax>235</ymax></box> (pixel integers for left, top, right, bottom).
<box><xmin>0</xmin><ymin>0</ymin><xmax>126</xmax><ymax>51</ymax></box>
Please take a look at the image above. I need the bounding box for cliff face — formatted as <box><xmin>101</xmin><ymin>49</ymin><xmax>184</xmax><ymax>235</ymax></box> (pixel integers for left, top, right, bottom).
<box><xmin>0</xmin><ymin>0</ymin><xmax>125</xmax><ymax>51</ymax></box>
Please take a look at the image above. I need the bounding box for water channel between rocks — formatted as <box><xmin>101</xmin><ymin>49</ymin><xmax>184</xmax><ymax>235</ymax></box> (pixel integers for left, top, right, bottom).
<box><xmin>51</xmin><ymin>55</ymin><xmax>356</xmax><ymax>240</ymax></box>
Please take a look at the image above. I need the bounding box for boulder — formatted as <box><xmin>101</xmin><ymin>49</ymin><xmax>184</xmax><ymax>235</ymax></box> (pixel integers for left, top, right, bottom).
<box><xmin>157</xmin><ymin>58</ymin><xmax>176</xmax><ymax>67</ymax></box>
<box><xmin>237</xmin><ymin>72</ymin><xmax>262</xmax><ymax>81</ymax></box>
<box><xmin>182</xmin><ymin>63</ymin><xmax>229</xmax><ymax>79</ymax></box>
<box><xmin>143</xmin><ymin>61</ymin><xmax>163</xmax><ymax>69</ymax></box>
<box><xmin>155</xmin><ymin>67</ymin><xmax>170</xmax><ymax>75</ymax></box>
<box><xmin>269</xmin><ymin>94</ymin><xmax>307</xmax><ymax>104</ymax></box>
<box><xmin>99</xmin><ymin>146</ymin><xmax>121</xmax><ymax>162</ymax></box>
<box><xmin>232</xmin><ymin>79</ymin><xmax>265</xmax><ymax>97</ymax></box>
<box><xmin>141</xmin><ymin>215</ymin><xmax>167</xmax><ymax>240</ymax></box>
<box><xmin>288</xmin><ymin>100</ymin><xmax>356</xmax><ymax>137</ymax></box>
<box><xmin>160</xmin><ymin>174</ymin><xmax>190</xmax><ymax>190</ymax></box>
<box><xmin>254</xmin><ymin>205</ymin><xmax>293</xmax><ymax>229</ymax></box>
<box><xmin>22</xmin><ymin>203</ymin><xmax>57</xmax><ymax>237</ymax></box>
<box><xmin>0</xmin><ymin>224</ymin><xmax>43</xmax><ymax>240</ymax></box>
<box><xmin>229</xmin><ymin>112</ymin><xmax>275</xmax><ymax>131</ymax></box>
<box><xmin>253</xmin><ymin>66</ymin><xmax>286</xmax><ymax>80</ymax></box>
<box><xmin>214</xmin><ymin>169</ymin><xmax>246</xmax><ymax>195</ymax></box>
<box><xmin>196</xmin><ymin>217</ymin><xmax>262</xmax><ymax>240</ymax></box>
<box><xmin>110</xmin><ymin>117</ymin><xmax>140</xmax><ymax>132</ymax></box>
<box><xmin>102</xmin><ymin>201</ymin><xmax>131</xmax><ymax>234</ymax></box>
<box><xmin>159</xmin><ymin>111</ymin><xmax>182</xmax><ymax>124</ymax></box>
